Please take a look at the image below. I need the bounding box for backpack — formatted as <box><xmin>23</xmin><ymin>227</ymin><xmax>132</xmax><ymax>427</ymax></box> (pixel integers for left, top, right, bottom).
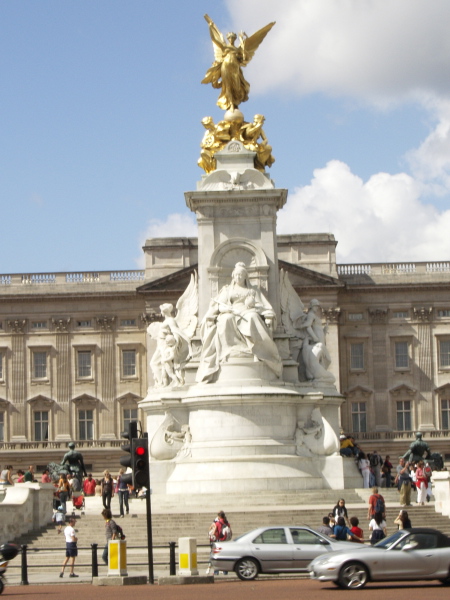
<box><xmin>208</xmin><ymin>522</ymin><xmax>219</xmax><ymax>542</ymax></box>
<box><xmin>220</xmin><ymin>524</ymin><xmax>232</xmax><ymax>541</ymax></box>
<box><xmin>424</xmin><ymin>464</ymin><xmax>432</xmax><ymax>480</ymax></box>
<box><xmin>374</xmin><ymin>494</ymin><xmax>385</xmax><ymax>515</ymax></box>
<box><xmin>370</xmin><ymin>454</ymin><xmax>381</xmax><ymax>468</ymax></box>
<box><xmin>112</xmin><ymin>521</ymin><xmax>126</xmax><ymax>540</ymax></box>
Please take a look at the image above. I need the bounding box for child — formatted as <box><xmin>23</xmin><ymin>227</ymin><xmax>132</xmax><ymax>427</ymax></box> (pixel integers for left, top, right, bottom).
<box><xmin>349</xmin><ymin>516</ymin><xmax>364</xmax><ymax>543</ymax></box>
<box><xmin>52</xmin><ymin>506</ymin><xmax>65</xmax><ymax>534</ymax></box>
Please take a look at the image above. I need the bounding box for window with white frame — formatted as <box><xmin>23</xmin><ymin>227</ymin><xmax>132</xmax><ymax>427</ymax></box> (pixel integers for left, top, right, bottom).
<box><xmin>120</xmin><ymin>319</ymin><xmax>136</xmax><ymax>327</ymax></box>
<box><xmin>34</xmin><ymin>410</ymin><xmax>49</xmax><ymax>441</ymax></box>
<box><xmin>348</xmin><ymin>313</ymin><xmax>363</xmax><ymax>321</ymax></box>
<box><xmin>394</xmin><ymin>341</ymin><xmax>409</xmax><ymax>369</ymax></box>
<box><xmin>77</xmin><ymin>351</ymin><xmax>92</xmax><ymax>378</ymax></box>
<box><xmin>0</xmin><ymin>412</ymin><xmax>4</xmax><ymax>441</ymax></box>
<box><xmin>122</xmin><ymin>349</ymin><xmax>136</xmax><ymax>377</ymax></box>
<box><xmin>442</xmin><ymin>399</ymin><xmax>450</xmax><ymax>430</ymax></box>
<box><xmin>351</xmin><ymin>402</ymin><xmax>367</xmax><ymax>433</ymax></box>
<box><xmin>393</xmin><ymin>311</ymin><xmax>408</xmax><ymax>319</ymax></box>
<box><xmin>33</xmin><ymin>351</ymin><xmax>47</xmax><ymax>379</ymax></box>
<box><xmin>350</xmin><ymin>343</ymin><xmax>364</xmax><ymax>370</ymax></box>
<box><xmin>123</xmin><ymin>407</ymin><xmax>138</xmax><ymax>432</ymax></box>
<box><xmin>438</xmin><ymin>309</ymin><xmax>450</xmax><ymax>318</ymax></box>
<box><xmin>439</xmin><ymin>340</ymin><xmax>450</xmax><ymax>368</ymax></box>
<box><xmin>78</xmin><ymin>409</ymin><xmax>94</xmax><ymax>440</ymax></box>
<box><xmin>32</xmin><ymin>321</ymin><xmax>47</xmax><ymax>329</ymax></box>
<box><xmin>396</xmin><ymin>400</ymin><xmax>412</xmax><ymax>431</ymax></box>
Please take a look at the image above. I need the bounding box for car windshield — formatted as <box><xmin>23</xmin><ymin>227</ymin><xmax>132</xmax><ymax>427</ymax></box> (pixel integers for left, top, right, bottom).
<box><xmin>373</xmin><ymin>530</ymin><xmax>407</xmax><ymax>549</ymax></box>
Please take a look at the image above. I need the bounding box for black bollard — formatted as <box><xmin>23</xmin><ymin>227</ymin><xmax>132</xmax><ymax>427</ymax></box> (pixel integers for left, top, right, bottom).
<box><xmin>91</xmin><ymin>543</ymin><xmax>98</xmax><ymax>578</ymax></box>
<box><xmin>20</xmin><ymin>544</ymin><xmax>29</xmax><ymax>586</ymax></box>
<box><xmin>169</xmin><ymin>541</ymin><xmax>176</xmax><ymax>576</ymax></box>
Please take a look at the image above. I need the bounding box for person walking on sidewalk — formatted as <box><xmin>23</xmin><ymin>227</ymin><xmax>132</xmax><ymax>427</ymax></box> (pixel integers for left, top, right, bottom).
<box><xmin>101</xmin><ymin>508</ymin><xmax>118</xmax><ymax>565</ymax></box>
<box><xmin>60</xmin><ymin>517</ymin><xmax>78</xmax><ymax>578</ymax></box>
<box><xmin>117</xmin><ymin>468</ymin><xmax>130</xmax><ymax>518</ymax></box>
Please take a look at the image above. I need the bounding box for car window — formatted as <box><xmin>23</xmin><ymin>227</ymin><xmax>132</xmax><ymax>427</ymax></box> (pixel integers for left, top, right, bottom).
<box><xmin>375</xmin><ymin>530</ymin><xmax>406</xmax><ymax>549</ymax></box>
<box><xmin>290</xmin><ymin>528</ymin><xmax>322</xmax><ymax>544</ymax></box>
<box><xmin>408</xmin><ymin>533</ymin><xmax>438</xmax><ymax>549</ymax></box>
<box><xmin>253</xmin><ymin>528</ymin><xmax>287</xmax><ymax>544</ymax></box>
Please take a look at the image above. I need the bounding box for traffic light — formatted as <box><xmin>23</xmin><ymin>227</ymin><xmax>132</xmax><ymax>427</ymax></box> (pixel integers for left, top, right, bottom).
<box><xmin>120</xmin><ymin>421</ymin><xmax>138</xmax><ymax>486</ymax></box>
<box><xmin>132</xmin><ymin>438</ymin><xmax>150</xmax><ymax>489</ymax></box>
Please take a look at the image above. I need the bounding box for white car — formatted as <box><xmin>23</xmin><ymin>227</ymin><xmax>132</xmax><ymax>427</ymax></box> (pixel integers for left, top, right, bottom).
<box><xmin>309</xmin><ymin>527</ymin><xmax>450</xmax><ymax>589</ymax></box>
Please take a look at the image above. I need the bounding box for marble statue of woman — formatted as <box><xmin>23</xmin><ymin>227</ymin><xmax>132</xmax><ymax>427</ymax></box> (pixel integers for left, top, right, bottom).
<box><xmin>196</xmin><ymin>262</ymin><xmax>282</xmax><ymax>383</ymax></box>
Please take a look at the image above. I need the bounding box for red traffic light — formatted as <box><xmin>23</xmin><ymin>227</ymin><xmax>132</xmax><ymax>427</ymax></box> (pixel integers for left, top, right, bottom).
<box><xmin>135</xmin><ymin>446</ymin><xmax>146</xmax><ymax>456</ymax></box>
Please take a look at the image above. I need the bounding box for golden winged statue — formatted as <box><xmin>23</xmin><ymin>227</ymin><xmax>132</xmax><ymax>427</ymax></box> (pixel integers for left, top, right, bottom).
<box><xmin>202</xmin><ymin>14</ymin><xmax>275</xmax><ymax>111</ymax></box>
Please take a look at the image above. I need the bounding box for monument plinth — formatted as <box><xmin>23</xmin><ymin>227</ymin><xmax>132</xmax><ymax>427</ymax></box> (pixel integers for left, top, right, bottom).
<box><xmin>139</xmin><ymin>15</ymin><xmax>361</xmax><ymax>493</ymax></box>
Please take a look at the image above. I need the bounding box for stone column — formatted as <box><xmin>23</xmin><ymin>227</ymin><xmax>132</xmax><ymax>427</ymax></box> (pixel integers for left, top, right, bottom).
<box><xmin>97</xmin><ymin>316</ymin><xmax>116</xmax><ymax>439</ymax></box>
<box><xmin>369</xmin><ymin>309</ymin><xmax>389</xmax><ymax>430</ymax></box>
<box><xmin>8</xmin><ymin>319</ymin><xmax>27</xmax><ymax>441</ymax></box>
<box><xmin>413</xmin><ymin>307</ymin><xmax>434</xmax><ymax>430</ymax></box>
<box><xmin>52</xmin><ymin>318</ymin><xmax>72</xmax><ymax>441</ymax></box>
<box><xmin>323</xmin><ymin>307</ymin><xmax>341</xmax><ymax>390</ymax></box>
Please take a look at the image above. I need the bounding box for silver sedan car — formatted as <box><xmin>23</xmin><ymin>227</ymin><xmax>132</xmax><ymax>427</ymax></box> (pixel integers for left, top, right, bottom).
<box><xmin>309</xmin><ymin>527</ymin><xmax>450</xmax><ymax>589</ymax></box>
<box><xmin>210</xmin><ymin>525</ymin><xmax>350</xmax><ymax>580</ymax></box>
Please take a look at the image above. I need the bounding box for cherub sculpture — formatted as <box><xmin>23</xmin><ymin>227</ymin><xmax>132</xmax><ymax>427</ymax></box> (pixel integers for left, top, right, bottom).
<box><xmin>202</xmin><ymin>14</ymin><xmax>275</xmax><ymax>111</ymax></box>
<box><xmin>147</xmin><ymin>272</ymin><xmax>198</xmax><ymax>388</ymax></box>
<box><xmin>280</xmin><ymin>270</ymin><xmax>335</xmax><ymax>385</ymax></box>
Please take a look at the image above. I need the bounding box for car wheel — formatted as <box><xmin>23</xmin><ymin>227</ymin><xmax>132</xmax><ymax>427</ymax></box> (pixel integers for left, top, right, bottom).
<box><xmin>235</xmin><ymin>558</ymin><xmax>260</xmax><ymax>581</ymax></box>
<box><xmin>440</xmin><ymin>570</ymin><xmax>450</xmax><ymax>586</ymax></box>
<box><xmin>338</xmin><ymin>561</ymin><xmax>369</xmax><ymax>590</ymax></box>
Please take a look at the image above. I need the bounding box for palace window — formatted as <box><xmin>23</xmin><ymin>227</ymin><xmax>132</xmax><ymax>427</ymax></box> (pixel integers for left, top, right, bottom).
<box><xmin>32</xmin><ymin>321</ymin><xmax>47</xmax><ymax>329</ymax></box>
<box><xmin>350</xmin><ymin>343</ymin><xmax>364</xmax><ymax>370</ymax></box>
<box><xmin>438</xmin><ymin>309</ymin><xmax>450</xmax><ymax>318</ymax></box>
<box><xmin>78</xmin><ymin>409</ymin><xmax>94</xmax><ymax>440</ymax></box>
<box><xmin>120</xmin><ymin>319</ymin><xmax>136</xmax><ymax>327</ymax></box>
<box><xmin>0</xmin><ymin>412</ymin><xmax>4</xmax><ymax>441</ymax></box>
<box><xmin>439</xmin><ymin>340</ymin><xmax>450</xmax><ymax>368</ymax></box>
<box><xmin>33</xmin><ymin>351</ymin><xmax>47</xmax><ymax>379</ymax></box>
<box><xmin>393</xmin><ymin>311</ymin><xmax>408</xmax><ymax>319</ymax></box>
<box><xmin>394</xmin><ymin>341</ymin><xmax>409</xmax><ymax>369</ymax></box>
<box><xmin>123</xmin><ymin>407</ymin><xmax>138</xmax><ymax>432</ymax></box>
<box><xmin>34</xmin><ymin>410</ymin><xmax>49</xmax><ymax>441</ymax></box>
<box><xmin>76</xmin><ymin>320</ymin><xmax>92</xmax><ymax>328</ymax></box>
<box><xmin>442</xmin><ymin>399</ymin><xmax>450</xmax><ymax>430</ymax></box>
<box><xmin>348</xmin><ymin>313</ymin><xmax>363</xmax><ymax>321</ymax></box>
<box><xmin>396</xmin><ymin>400</ymin><xmax>412</xmax><ymax>431</ymax></box>
<box><xmin>77</xmin><ymin>351</ymin><xmax>92</xmax><ymax>378</ymax></box>
<box><xmin>351</xmin><ymin>402</ymin><xmax>367</xmax><ymax>433</ymax></box>
<box><xmin>122</xmin><ymin>350</ymin><xmax>136</xmax><ymax>377</ymax></box>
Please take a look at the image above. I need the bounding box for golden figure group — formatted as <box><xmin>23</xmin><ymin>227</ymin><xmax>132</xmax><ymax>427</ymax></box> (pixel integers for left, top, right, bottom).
<box><xmin>199</xmin><ymin>14</ymin><xmax>276</xmax><ymax>174</ymax></box>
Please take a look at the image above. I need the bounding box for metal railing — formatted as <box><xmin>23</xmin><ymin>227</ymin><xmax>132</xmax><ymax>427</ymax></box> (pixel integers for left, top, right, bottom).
<box><xmin>0</xmin><ymin>270</ymin><xmax>145</xmax><ymax>287</ymax></box>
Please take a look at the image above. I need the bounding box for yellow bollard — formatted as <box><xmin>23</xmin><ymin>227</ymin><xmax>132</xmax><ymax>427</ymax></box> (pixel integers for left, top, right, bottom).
<box><xmin>178</xmin><ymin>537</ymin><xmax>199</xmax><ymax>576</ymax></box>
<box><xmin>108</xmin><ymin>539</ymin><xmax>128</xmax><ymax>576</ymax></box>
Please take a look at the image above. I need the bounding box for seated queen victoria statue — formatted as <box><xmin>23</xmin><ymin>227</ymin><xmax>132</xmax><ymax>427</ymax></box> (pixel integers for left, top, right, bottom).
<box><xmin>196</xmin><ymin>262</ymin><xmax>282</xmax><ymax>383</ymax></box>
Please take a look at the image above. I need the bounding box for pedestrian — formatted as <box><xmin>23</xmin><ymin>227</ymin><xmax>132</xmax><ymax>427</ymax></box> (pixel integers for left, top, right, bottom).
<box><xmin>209</xmin><ymin>511</ymin><xmax>231</xmax><ymax>576</ymax></box>
<box><xmin>358</xmin><ymin>452</ymin><xmax>371</xmax><ymax>488</ymax></box>
<box><xmin>101</xmin><ymin>508</ymin><xmax>118</xmax><ymax>565</ymax></box>
<box><xmin>57</xmin><ymin>473</ymin><xmax>70</xmax><ymax>513</ymax></box>
<box><xmin>16</xmin><ymin>470</ymin><xmax>25</xmax><ymax>483</ymax></box>
<box><xmin>24</xmin><ymin>465</ymin><xmax>35</xmax><ymax>482</ymax></box>
<box><xmin>41</xmin><ymin>468</ymin><xmax>52</xmax><ymax>484</ymax></box>
<box><xmin>101</xmin><ymin>470</ymin><xmax>114</xmax><ymax>510</ymax></box>
<box><xmin>52</xmin><ymin>506</ymin><xmax>65</xmax><ymax>534</ymax></box>
<box><xmin>316</xmin><ymin>516</ymin><xmax>334</xmax><ymax>537</ymax></box>
<box><xmin>394</xmin><ymin>509</ymin><xmax>412</xmax><ymax>530</ymax></box>
<box><xmin>0</xmin><ymin>465</ymin><xmax>14</xmax><ymax>486</ymax></box>
<box><xmin>339</xmin><ymin>435</ymin><xmax>357</xmax><ymax>457</ymax></box>
<box><xmin>349</xmin><ymin>516</ymin><xmax>364</xmax><ymax>543</ymax></box>
<box><xmin>328</xmin><ymin>512</ymin><xmax>336</xmax><ymax>528</ymax></box>
<box><xmin>59</xmin><ymin>517</ymin><xmax>78</xmax><ymax>578</ymax></box>
<box><xmin>369</xmin><ymin>450</ymin><xmax>383</xmax><ymax>487</ymax></box>
<box><xmin>331</xmin><ymin>516</ymin><xmax>362</xmax><ymax>542</ymax></box>
<box><xmin>395</xmin><ymin>457</ymin><xmax>412</xmax><ymax>506</ymax></box>
<box><xmin>382</xmin><ymin>455</ymin><xmax>393</xmax><ymax>488</ymax></box>
<box><xmin>367</xmin><ymin>486</ymin><xmax>385</xmax><ymax>520</ymax></box>
<box><xmin>332</xmin><ymin>498</ymin><xmax>349</xmax><ymax>525</ymax></box>
<box><xmin>415</xmin><ymin>460</ymin><xmax>428</xmax><ymax>505</ymax></box>
<box><xmin>95</xmin><ymin>479</ymin><xmax>102</xmax><ymax>496</ymax></box>
<box><xmin>117</xmin><ymin>468</ymin><xmax>130</xmax><ymax>518</ymax></box>
<box><xmin>83</xmin><ymin>473</ymin><xmax>96</xmax><ymax>496</ymax></box>
<box><xmin>369</xmin><ymin>511</ymin><xmax>387</xmax><ymax>545</ymax></box>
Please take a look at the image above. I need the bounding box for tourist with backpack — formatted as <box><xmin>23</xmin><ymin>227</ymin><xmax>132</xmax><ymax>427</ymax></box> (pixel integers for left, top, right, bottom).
<box><xmin>367</xmin><ymin>486</ymin><xmax>385</xmax><ymax>520</ymax></box>
<box><xmin>101</xmin><ymin>508</ymin><xmax>120</xmax><ymax>566</ymax></box>
<box><xmin>207</xmin><ymin>511</ymin><xmax>232</xmax><ymax>576</ymax></box>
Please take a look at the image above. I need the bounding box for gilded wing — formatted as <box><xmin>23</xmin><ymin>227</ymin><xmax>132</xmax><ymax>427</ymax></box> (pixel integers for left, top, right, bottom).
<box><xmin>175</xmin><ymin>271</ymin><xmax>198</xmax><ymax>339</ymax></box>
<box><xmin>280</xmin><ymin>269</ymin><xmax>305</xmax><ymax>335</ymax></box>
<box><xmin>240</xmin><ymin>21</ymin><xmax>276</xmax><ymax>66</ymax></box>
<box><xmin>204</xmin><ymin>14</ymin><xmax>226</xmax><ymax>63</ymax></box>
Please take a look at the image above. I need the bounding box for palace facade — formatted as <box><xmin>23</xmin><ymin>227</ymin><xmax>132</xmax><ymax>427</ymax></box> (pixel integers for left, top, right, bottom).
<box><xmin>0</xmin><ymin>233</ymin><xmax>449</xmax><ymax>472</ymax></box>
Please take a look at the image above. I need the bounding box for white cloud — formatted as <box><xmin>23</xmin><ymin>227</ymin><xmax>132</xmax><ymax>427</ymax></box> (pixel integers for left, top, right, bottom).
<box><xmin>226</xmin><ymin>0</ymin><xmax>450</xmax><ymax>104</ymax></box>
<box><xmin>277</xmin><ymin>160</ymin><xmax>450</xmax><ymax>263</ymax></box>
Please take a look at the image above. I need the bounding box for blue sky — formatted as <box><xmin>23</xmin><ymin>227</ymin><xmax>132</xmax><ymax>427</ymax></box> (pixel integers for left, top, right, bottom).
<box><xmin>1</xmin><ymin>0</ymin><xmax>450</xmax><ymax>273</ymax></box>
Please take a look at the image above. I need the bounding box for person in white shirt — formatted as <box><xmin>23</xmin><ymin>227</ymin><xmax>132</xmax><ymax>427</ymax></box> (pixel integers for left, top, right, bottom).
<box><xmin>60</xmin><ymin>517</ymin><xmax>78</xmax><ymax>578</ymax></box>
